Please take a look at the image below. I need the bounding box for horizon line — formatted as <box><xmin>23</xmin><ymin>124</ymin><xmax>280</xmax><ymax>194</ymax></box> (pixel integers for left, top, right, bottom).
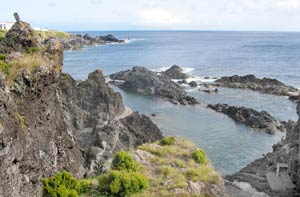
<box><xmin>65</xmin><ymin>29</ymin><xmax>300</xmax><ymax>33</ymax></box>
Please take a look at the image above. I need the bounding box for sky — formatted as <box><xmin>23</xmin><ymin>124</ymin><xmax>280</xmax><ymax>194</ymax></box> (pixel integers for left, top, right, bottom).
<box><xmin>1</xmin><ymin>0</ymin><xmax>300</xmax><ymax>31</ymax></box>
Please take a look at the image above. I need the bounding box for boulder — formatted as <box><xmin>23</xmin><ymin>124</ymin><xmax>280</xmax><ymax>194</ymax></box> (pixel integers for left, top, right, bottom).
<box><xmin>163</xmin><ymin>65</ymin><xmax>190</xmax><ymax>79</ymax></box>
<box><xmin>188</xmin><ymin>81</ymin><xmax>198</xmax><ymax>87</ymax></box>
<box><xmin>178</xmin><ymin>79</ymin><xmax>188</xmax><ymax>84</ymax></box>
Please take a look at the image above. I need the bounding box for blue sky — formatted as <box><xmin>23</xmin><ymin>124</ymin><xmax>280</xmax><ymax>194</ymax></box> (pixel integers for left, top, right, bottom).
<box><xmin>1</xmin><ymin>0</ymin><xmax>300</xmax><ymax>31</ymax></box>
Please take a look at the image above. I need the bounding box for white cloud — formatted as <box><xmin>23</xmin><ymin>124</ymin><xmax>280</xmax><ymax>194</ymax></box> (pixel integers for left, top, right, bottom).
<box><xmin>276</xmin><ymin>0</ymin><xmax>300</xmax><ymax>8</ymax></box>
<box><xmin>136</xmin><ymin>8</ymin><xmax>184</xmax><ymax>24</ymax></box>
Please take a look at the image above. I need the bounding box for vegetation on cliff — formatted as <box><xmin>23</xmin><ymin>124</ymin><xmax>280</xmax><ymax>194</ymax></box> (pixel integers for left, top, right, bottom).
<box><xmin>42</xmin><ymin>137</ymin><xmax>226</xmax><ymax>197</ymax></box>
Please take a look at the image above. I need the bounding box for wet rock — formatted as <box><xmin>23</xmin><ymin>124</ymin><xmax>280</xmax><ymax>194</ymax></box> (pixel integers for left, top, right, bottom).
<box><xmin>289</xmin><ymin>94</ymin><xmax>300</xmax><ymax>102</ymax></box>
<box><xmin>162</xmin><ymin>65</ymin><xmax>190</xmax><ymax>79</ymax></box>
<box><xmin>97</xmin><ymin>34</ymin><xmax>124</xmax><ymax>43</ymax></box>
<box><xmin>216</xmin><ymin>74</ymin><xmax>298</xmax><ymax>97</ymax></box>
<box><xmin>178</xmin><ymin>79</ymin><xmax>188</xmax><ymax>84</ymax></box>
<box><xmin>110</xmin><ymin>66</ymin><xmax>199</xmax><ymax>105</ymax></box>
<box><xmin>208</xmin><ymin>103</ymin><xmax>286</xmax><ymax>134</ymax></box>
<box><xmin>201</xmin><ymin>88</ymin><xmax>218</xmax><ymax>94</ymax></box>
<box><xmin>188</xmin><ymin>81</ymin><xmax>198</xmax><ymax>87</ymax></box>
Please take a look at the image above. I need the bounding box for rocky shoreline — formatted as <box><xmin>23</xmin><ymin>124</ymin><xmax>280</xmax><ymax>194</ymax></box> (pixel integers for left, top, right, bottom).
<box><xmin>208</xmin><ymin>103</ymin><xmax>287</xmax><ymax>134</ymax></box>
<box><xmin>58</xmin><ymin>34</ymin><xmax>124</xmax><ymax>50</ymax></box>
<box><xmin>0</xmin><ymin>14</ymin><xmax>299</xmax><ymax>197</ymax></box>
<box><xmin>215</xmin><ymin>74</ymin><xmax>299</xmax><ymax>100</ymax></box>
<box><xmin>225</xmin><ymin>104</ymin><xmax>300</xmax><ymax>196</ymax></box>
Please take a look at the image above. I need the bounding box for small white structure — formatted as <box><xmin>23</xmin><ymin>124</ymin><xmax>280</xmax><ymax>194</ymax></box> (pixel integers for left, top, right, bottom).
<box><xmin>0</xmin><ymin>22</ymin><xmax>15</xmax><ymax>30</ymax></box>
<box><xmin>34</xmin><ymin>27</ymin><xmax>49</xmax><ymax>32</ymax></box>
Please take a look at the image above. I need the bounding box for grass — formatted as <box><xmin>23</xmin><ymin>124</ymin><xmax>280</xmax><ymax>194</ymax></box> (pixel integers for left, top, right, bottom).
<box><xmin>3</xmin><ymin>53</ymin><xmax>49</xmax><ymax>83</ymax></box>
<box><xmin>35</xmin><ymin>30</ymin><xmax>71</xmax><ymax>40</ymax></box>
<box><xmin>0</xmin><ymin>29</ymin><xmax>7</xmax><ymax>41</ymax></box>
<box><xmin>0</xmin><ymin>52</ymin><xmax>61</xmax><ymax>85</ymax></box>
<box><xmin>15</xmin><ymin>112</ymin><xmax>26</xmax><ymax>129</ymax></box>
<box><xmin>134</xmin><ymin>137</ymin><xmax>223</xmax><ymax>196</ymax></box>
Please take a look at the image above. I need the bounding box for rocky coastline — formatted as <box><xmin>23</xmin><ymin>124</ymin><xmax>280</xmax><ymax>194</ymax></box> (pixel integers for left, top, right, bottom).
<box><xmin>225</xmin><ymin>103</ymin><xmax>300</xmax><ymax>196</ymax></box>
<box><xmin>0</xmin><ymin>14</ymin><xmax>299</xmax><ymax>197</ymax></box>
<box><xmin>58</xmin><ymin>34</ymin><xmax>124</xmax><ymax>50</ymax></box>
<box><xmin>208</xmin><ymin>103</ymin><xmax>287</xmax><ymax>134</ymax></box>
<box><xmin>215</xmin><ymin>74</ymin><xmax>299</xmax><ymax>100</ymax></box>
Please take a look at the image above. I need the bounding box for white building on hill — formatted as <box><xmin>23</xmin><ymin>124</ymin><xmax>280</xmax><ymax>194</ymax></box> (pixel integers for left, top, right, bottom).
<box><xmin>0</xmin><ymin>22</ymin><xmax>15</xmax><ymax>30</ymax></box>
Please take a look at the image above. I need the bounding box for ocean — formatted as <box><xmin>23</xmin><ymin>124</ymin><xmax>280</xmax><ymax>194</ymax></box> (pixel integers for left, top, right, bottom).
<box><xmin>63</xmin><ymin>31</ymin><xmax>299</xmax><ymax>175</ymax></box>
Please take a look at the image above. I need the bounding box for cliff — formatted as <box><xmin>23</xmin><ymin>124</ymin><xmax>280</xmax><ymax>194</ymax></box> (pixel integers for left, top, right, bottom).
<box><xmin>0</xmin><ymin>17</ymin><xmax>162</xmax><ymax>197</ymax></box>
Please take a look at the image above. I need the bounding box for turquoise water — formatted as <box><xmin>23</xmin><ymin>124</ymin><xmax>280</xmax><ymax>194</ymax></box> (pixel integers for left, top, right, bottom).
<box><xmin>63</xmin><ymin>31</ymin><xmax>298</xmax><ymax>175</ymax></box>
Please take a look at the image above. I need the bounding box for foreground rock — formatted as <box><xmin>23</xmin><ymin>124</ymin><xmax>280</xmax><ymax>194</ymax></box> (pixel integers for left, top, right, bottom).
<box><xmin>226</xmin><ymin>102</ymin><xmax>300</xmax><ymax>196</ymax></box>
<box><xmin>208</xmin><ymin>104</ymin><xmax>286</xmax><ymax>134</ymax></box>
<box><xmin>60</xmin><ymin>70</ymin><xmax>163</xmax><ymax>175</ymax></box>
<box><xmin>162</xmin><ymin>65</ymin><xmax>190</xmax><ymax>79</ymax></box>
<box><xmin>216</xmin><ymin>74</ymin><xmax>299</xmax><ymax>99</ymax></box>
<box><xmin>0</xmin><ymin>19</ymin><xmax>162</xmax><ymax>197</ymax></box>
<box><xmin>110</xmin><ymin>66</ymin><xmax>199</xmax><ymax>105</ymax></box>
<box><xmin>58</xmin><ymin>34</ymin><xmax>124</xmax><ymax>50</ymax></box>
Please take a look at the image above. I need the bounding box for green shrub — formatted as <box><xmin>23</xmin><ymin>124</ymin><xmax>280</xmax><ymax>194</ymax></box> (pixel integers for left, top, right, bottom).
<box><xmin>42</xmin><ymin>171</ymin><xmax>80</xmax><ymax>197</ymax></box>
<box><xmin>191</xmin><ymin>149</ymin><xmax>207</xmax><ymax>164</ymax></box>
<box><xmin>0</xmin><ymin>61</ymin><xmax>11</xmax><ymax>75</ymax></box>
<box><xmin>98</xmin><ymin>170</ymin><xmax>147</xmax><ymax>196</ymax></box>
<box><xmin>27</xmin><ymin>46</ymin><xmax>40</xmax><ymax>54</ymax></box>
<box><xmin>0</xmin><ymin>54</ymin><xmax>6</xmax><ymax>61</ymax></box>
<box><xmin>159</xmin><ymin>137</ymin><xmax>176</xmax><ymax>146</ymax></box>
<box><xmin>111</xmin><ymin>150</ymin><xmax>137</xmax><ymax>172</ymax></box>
<box><xmin>78</xmin><ymin>179</ymin><xmax>94</xmax><ymax>194</ymax></box>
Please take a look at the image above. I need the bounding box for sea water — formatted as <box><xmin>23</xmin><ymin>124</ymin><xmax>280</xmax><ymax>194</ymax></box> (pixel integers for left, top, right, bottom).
<box><xmin>63</xmin><ymin>31</ymin><xmax>299</xmax><ymax>175</ymax></box>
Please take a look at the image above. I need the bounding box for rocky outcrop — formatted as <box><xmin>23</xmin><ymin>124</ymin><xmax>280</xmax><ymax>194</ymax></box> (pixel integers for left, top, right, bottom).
<box><xmin>0</xmin><ymin>21</ymin><xmax>40</xmax><ymax>53</ymax></box>
<box><xmin>216</xmin><ymin>74</ymin><xmax>299</xmax><ymax>99</ymax></box>
<box><xmin>110</xmin><ymin>66</ymin><xmax>199</xmax><ymax>105</ymax></box>
<box><xmin>226</xmin><ymin>102</ymin><xmax>300</xmax><ymax>196</ymax></box>
<box><xmin>58</xmin><ymin>34</ymin><xmax>124</xmax><ymax>50</ymax></box>
<box><xmin>60</xmin><ymin>70</ymin><xmax>163</xmax><ymax>175</ymax></box>
<box><xmin>162</xmin><ymin>65</ymin><xmax>190</xmax><ymax>79</ymax></box>
<box><xmin>208</xmin><ymin>104</ymin><xmax>286</xmax><ymax>134</ymax></box>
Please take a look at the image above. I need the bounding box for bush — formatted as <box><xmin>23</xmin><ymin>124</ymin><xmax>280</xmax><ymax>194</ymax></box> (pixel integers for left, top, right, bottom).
<box><xmin>192</xmin><ymin>149</ymin><xmax>207</xmax><ymax>164</ymax></box>
<box><xmin>27</xmin><ymin>46</ymin><xmax>40</xmax><ymax>54</ymax></box>
<box><xmin>159</xmin><ymin>137</ymin><xmax>176</xmax><ymax>146</ymax></box>
<box><xmin>111</xmin><ymin>150</ymin><xmax>137</xmax><ymax>172</ymax></box>
<box><xmin>98</xmin><ymin>170</ymin><xmax>147</xmax><ymax>196</ymax></box>
<box><xmin>42</xmin><ymin>171</ymin><xmax>80</xmax><ymax>197</ymax></box>
<box><xmin>78</xmin><ymin>179</ymin><xmax>94</xmax><ymax>194</ymax></box>
<box><xmin>0</xmin><ymin>61</ymin><xmax>11</xmax><ymax>75</ymax></box>
<box><xmin>0</xmin><ymin>54</ymin><xmax>6</xmax><ymax>61</ymax></box>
